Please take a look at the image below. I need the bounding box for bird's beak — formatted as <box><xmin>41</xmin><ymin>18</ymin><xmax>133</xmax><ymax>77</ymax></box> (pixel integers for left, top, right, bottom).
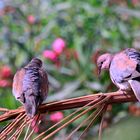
<box><xmin>97</xmin><ymin>66</ymin><xmax>101</xmax><ymax>77</ymax></box>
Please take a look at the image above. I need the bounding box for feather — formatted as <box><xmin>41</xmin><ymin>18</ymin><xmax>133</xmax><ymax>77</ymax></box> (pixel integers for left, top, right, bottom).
<box><xmin>12</xmin><ymin>58</ymin><xmax>49</xmax><ymax>117</ymax></box>
<box><xmin>129</xmin><ymin>80</ymin><xmax>140</xmax><ymax>101</ymax></box>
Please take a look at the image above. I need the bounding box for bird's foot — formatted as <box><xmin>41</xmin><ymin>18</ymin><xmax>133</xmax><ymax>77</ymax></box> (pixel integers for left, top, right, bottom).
<box><xmin>99</xmin><ymin>92</ymin><xmax>106</xmax><ymax>98</ymax></box>
<box><xmin>117</xmin><ymin>89</ymin><xmax>129</xmax><ymax>97</ymax></box>
<box><xmin>117</xmin><ymin>89</ymin><xmax>125</xmax><ymax>94</ymax></box>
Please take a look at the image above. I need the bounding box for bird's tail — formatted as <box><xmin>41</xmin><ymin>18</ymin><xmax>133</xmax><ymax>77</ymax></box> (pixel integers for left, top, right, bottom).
<box><xmin>129</xmin><ymin>79</ymin><xmax>140</xmax><ymax>102</ymax></box>
<box><xmin>24</xmin><ymin>95</ymin><xmax>41</xmax><ymax>118</ymax></box>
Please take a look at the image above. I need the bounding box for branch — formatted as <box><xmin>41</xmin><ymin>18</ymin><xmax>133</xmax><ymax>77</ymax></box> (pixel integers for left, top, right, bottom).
<box><xmin>0</xmin><ymin>91</ymin><xmax>137</xmax><ymax>122</ymax></box>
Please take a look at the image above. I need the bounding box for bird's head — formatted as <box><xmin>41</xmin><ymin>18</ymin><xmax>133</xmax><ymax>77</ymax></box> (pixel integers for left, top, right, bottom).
<box><xmin>27</xmin><ymin>58</ymin><xmax>42</xmax><ymax>68</ymax></box>
<box><xmin>97</xmin><ymin>53</ymin><xmax>113</xmax><ymax>75</ymax></box>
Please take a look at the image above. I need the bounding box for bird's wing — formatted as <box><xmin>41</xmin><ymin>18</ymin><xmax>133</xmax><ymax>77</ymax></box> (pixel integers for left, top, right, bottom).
<box><xmin>12</xmin><ymin>68</ymin><xmax>26</xmax><ymax>103</ymax></box>
<box><xmin>129</xmin><ymin>79</ymin><xmax>140</xmax><ymax>101</ymax></box>
<box><xmin>124</xmin><ymin>49</ymin><xmax>140</xmax><ymax>102</ymax></box>
<box><xmin>125</xmin><ymin>48</ymin><xmax>140</xmax><ymax>74</ymax></box>
<box><xmin>125</xmin><ymin>48</ymin><xmax>140</xmax><ymax>61</ymax></box>
<box><xmin>110</xmin><ymin>50</ymin><xmax>138</xmax><ymax>83</ymax></box>
<box><xmin>39</xmin><ymin>68</ymin><xmax>49</xmax><ymax>101</ymax></box>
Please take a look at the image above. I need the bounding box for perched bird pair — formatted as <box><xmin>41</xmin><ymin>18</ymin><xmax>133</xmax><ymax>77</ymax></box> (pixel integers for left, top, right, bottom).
<box><xmin>12</xmin><ymin>58</ymin><xmax>49</xmax><ymax>118</ymax></box>
<box><xmin>12</xmin><ymin>48</ymin><xmax>140</xmax><ymax>117</ymax></box>
<box><xmin>97</xmin><ymin>48</ymin><xmax>140</xmax><ymax>101</ymax></box>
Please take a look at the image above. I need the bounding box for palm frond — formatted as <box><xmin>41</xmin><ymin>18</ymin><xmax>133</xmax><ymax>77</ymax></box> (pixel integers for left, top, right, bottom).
<box><xmin>0</xmin><ymin>91</ymin><xmax>137</xmax><ymax>139</ymax></box>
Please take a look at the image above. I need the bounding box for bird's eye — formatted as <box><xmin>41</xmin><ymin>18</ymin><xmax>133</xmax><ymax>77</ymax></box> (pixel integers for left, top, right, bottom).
<box><xmin>99</xmin><ymin>61</ymin><xmax>104</xmax><ymax>66</ymax></box>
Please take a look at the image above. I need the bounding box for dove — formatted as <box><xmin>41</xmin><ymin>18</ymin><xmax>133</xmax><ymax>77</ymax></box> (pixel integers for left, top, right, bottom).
<box><xmin>97</xmin><ymin>48</ymin><xmax>140</xmax><ymax>101</ymax></box>
<box><xmin>12</xmin><ymin>58</ymin><xmax>49</xmax><ymax>117</ymax></box>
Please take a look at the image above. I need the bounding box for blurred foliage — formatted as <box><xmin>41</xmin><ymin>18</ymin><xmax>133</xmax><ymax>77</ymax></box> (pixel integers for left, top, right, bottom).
<box><xmin>0</xmin><ymin>0</ymin><xmax>140</xmax><ymax>138</ymax></box>
<box><xmin>93</xmin><ymin>116</ymin><xmax>140</xmax><ymax>140</ymax></box>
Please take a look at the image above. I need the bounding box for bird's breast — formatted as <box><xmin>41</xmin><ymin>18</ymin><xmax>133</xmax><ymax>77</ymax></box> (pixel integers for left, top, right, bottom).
<box><xmin>115</xmin><ymin>81</ymin><xmax>131</xmax><ymax>91</ymax></box>
<box><xmin>110</xmin><ymin>71</ymin><xmax>131</xmax><ymax>91</ymax></box>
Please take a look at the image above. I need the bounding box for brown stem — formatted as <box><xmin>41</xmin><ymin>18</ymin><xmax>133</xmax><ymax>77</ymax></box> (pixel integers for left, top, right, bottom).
<box><xmin>34</xmin><ymin>95</ymin><xmax>104</xmax><ymax>140</ymax></box>
<box><xmin>79</xmin><ymin>104</ymin><xmax>106</xmax><ymax>140</ymax></box>
<box><xmin>66</xmin><ymin>106</ymin><xmax>103</xmax><ymax>140</ymax></box>
<box><xmin>0</xmin><ymin>91</ymin><xmax>137</xmax><ymax>122</ymax></box>
<box><xmin>98</xmin><ymin>105</ymin><xmax>108</xmax><ymax>140</ymax></box>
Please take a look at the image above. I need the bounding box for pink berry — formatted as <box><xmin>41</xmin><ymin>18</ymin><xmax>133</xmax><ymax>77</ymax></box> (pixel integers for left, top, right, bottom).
<box><xmin>27</xmin><ymin>15</ymin><xmax>36</xmax><ymax>24</ymax></box>
<box><xmin>1</xmin><ymin>66</ymin><xmax>12</xmax><ymax>78</ymax></box>
<box><xmin>0</xmin><ymin>80</ymin><xmax>10</xmax><ymax>87</ymax></box>
<box><xmin>50</xmin><ymin>112</ymin><xmax>64</xmax><ymax>123</ymax></box>
<box><xmin>52</xmin><ymin>38</ymin><xmax>66</xmax><ymax>55</ymax></box>
<box><xmin>43</xmin><ymin>50</ymin><xmax>57</xmax><ymax>61</ymax></box>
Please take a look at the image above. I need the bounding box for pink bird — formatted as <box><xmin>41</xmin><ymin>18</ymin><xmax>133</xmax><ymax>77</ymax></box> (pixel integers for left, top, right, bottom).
<box><xmin>12</xmin><ymin>58</ymin><xmax>49</xmax><ymax>117</ymax></box>
<box><xmin>97</xmin><ymin>48</ymin><xmax>140</xmax><ymax>101</ymax></box>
